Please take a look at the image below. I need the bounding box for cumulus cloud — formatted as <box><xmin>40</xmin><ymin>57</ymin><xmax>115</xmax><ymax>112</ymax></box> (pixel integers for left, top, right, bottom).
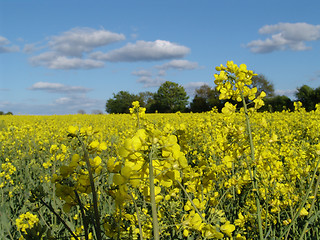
<box><xmin>23</xmin><ymin>44</ymin><xmax>37</xmax><ymax>54</ymax></box>
<box><xmin>29</xmin><ymin>81</ymin><xmax>92</xmax><ymax>93</ymax></box>
<box><xmin>29</xmin><ymin>27</ymin><xmax>124</xmax><ymax>69</ymax></box>
<box><xmin>132</xmin><ymin>69</ymin><xmax>165</xmax><ymax>87</ymax></box>
<box><xmin>49</xmin><ymin>27</ymin><xmax>125</xmax><ymax>57</ymax></box>
<box><xmin>0</xmin><ymin>36</ymin><xmax>19</xmax><ymax>53</ymax></box>
<box><xmin>137</xmin><ymin>76</ymin><xmax>166</xmax><ymax>88</ymax></box>
<box><xmin>132</xmin><ymin>69</ymin><xmax>153</xmax><ymax>77</ymax></box>
<box><xmin>184</xmin><ymin>82</ymin><xmax>209</xmax><ymax>96</ymax></box>
<box><xmin>275</xmin><ymin>89</ymin><xmax>297</xmax><ymax>99</ymax></box>
<box><xmin>48</xmin><ymin>56</ymin><xmax>104</xmax><ymax>69</ymax></box>
<box><xmin>156</xmin><ymin>59</ymin><xmax>199</xmax><ymax>70</ymax></box>
<box><xmin>91</xmin><ymin>40</ymin><xmax>190</xmax><ymax>62</ymax></box>
<box><xmin>246</xmin><ymin>22</ymin><xmax>320</xmax><ymax>53</ymax></box>
<box><xmin>29</xmin><ymin>51</ymin><xmax>104</xmax><ymax>69</ymax></box>
<box><xmin>23</xmin><ymin>43</ymin><xmax>45</xmax><ymax>54</ymax></box>
<box><xmin>132</xmin><ymin>59</ymin><xmax>198</xmax><ymax>88</ymax></box>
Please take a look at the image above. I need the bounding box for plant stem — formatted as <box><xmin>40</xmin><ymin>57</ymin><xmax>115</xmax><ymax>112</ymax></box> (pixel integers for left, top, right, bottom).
<box><xmin>149</xmin><ymin>146</ymin><xmax>160</xmax><ymax>240</ymax></box>
<box><xmin>284</xmin><ymin>158</ymin><xmax>320</xmax><ymax>240</ymax></box>
<box><xmin>129</xmin><ymin>190</ymin><xmax>144</xmax><ymax>240</ymax></box>
<box><xmin>176</xmin><ymin>180</ymin><xmax>206</xmax><ymax>222</ymax></box>
<box><xmin>241</xmin><ymin>94</ymin><xmax>264</xmax><ymax>240</ymax></box>
<box><xmin>74</xmin><ymin>190</ymin><xmax>89</xmax><ymax>240</ymax></box>
<box><xmin>81</xmin><ymin>140</ymin><xmax>102</xmax><ymax>240</ymax></box>
<box><xmin>39</xmin><ymin>198</ymin><xmax>79</xmax><ymax>239</ymax></box>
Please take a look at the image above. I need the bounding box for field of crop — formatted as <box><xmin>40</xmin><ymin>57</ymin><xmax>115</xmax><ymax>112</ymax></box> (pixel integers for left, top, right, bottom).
<box><xmin>1</xmin><ymin>105</ymin><xmax>320</xmax><ymax>239</ymax></box>
<box><xmin>1</xmin><ymin>62</ymin><xmax>320</xmax><ymax>240</ymax></box>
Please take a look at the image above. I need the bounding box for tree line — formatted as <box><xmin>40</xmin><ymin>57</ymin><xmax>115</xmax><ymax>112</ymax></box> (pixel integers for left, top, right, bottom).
<box><xmin>0</xmin><ymin>111</ymin><xmax>13</xmax><ymax>115</ymax></box>
<box><xmin>106</xmin><ymin>76</ymin><xmax>320</xmax><ymax>114</ymax></box>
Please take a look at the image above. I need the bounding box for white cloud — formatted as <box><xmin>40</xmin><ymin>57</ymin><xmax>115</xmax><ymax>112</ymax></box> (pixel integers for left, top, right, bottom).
<box><xmin>132</xmin><ymin>59</ymin><xmax>198</xmax><ymax>88</ymax></box>
<box><xmin>28</xmin><ymin>27</ymin><xmax>124</xmax><ymax>69</ymax></box>
<box><xmin>49</xmin><ymin>56</ymin><xmax>104</xmax><ymax>69</ymax></box>
<box><xmin>246</xmin><ymin>22</ymin><xmax>320</xmax><ymax>53</ymax></box>
<box><xmin>53</xmin><ymin>94</ymin><xmax>105</xmax><ymax>110</ymax></box>
<box><xmin>137</xmin><ymin>76</ymin><xmax>166</xmax><ymax>88</ymax></box>
<box><xmin>156</xmin><ymin>59</ymin><xmax>199</xmax><ymax>70</ymax></box>
<box><xmin>23</xmin><ymin>44</ymin><xmax>37</xmax><ymax>54</ymax></box>
<box><xmin>184</xmin><ymin>82</ymin><xmax>209</xmax><ymax>96</ymax></box>
<box><xmin>132</xmin><ymin>68</ymin><xmax>165</xmax><ymax>87</ymax></box>
<box><xmin>157</xmin><ymin>69</ymin><xmax>166</xmax><ymax>76</ymax></box>
<box><xmin>132</xmin><ymin>69</ymin><xmax>152</xmax><ymax>77</ymax></box>
<box><xmin>0</xmin><ymin>36</ymin><xmax>9</xmax><ymax>45</ymax></box>
<box><xmin>275</xmin><ymin>89</ymin><xmax>297</xmax><ymax>99</ymax></box>
<box><xmin>23</xmin><ymin>43</ymin><xmax>45</xmax><ymax>54</ymax></box>
<box><xmin>29</xmin><ymin>81</ymin><xmax>92</xmax><ymax>93</ymax></box>
<box><xmin>91</xmin><ymin>40</ymin><xmax>190</xmax><ymax>62</ymax></box>
<box><xmin>49</xmin><ymin>27</ymin><xmax>125</xmax><ymax>57</ymax></box>
<box><xmin>0</xmin><ymin>36</ymin><xmax>19</xmax><ymax>53</ymax></box>
<box><xmin>29</xmin><ymin>51</ymin><xmax>104</xmax><ymax>69</ymax></box>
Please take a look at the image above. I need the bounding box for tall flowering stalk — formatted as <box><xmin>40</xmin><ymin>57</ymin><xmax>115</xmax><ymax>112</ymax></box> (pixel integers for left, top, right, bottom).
<box><xmin>214</xmin><ymin>61</ymin><xmax>266</xmax><ymax>240</ymax></box>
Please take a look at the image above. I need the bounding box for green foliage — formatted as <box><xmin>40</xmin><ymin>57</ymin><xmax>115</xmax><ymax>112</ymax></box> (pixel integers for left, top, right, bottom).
<box><xmin>260</xmin><ymin>95</ymin><xmax>294</xmax><ymax>112</ymax></box>
<box><xmin>138</xmin><ymin>91</ymin><xmax>155</xmax><ymax>113</ymax></box>
<box><xmin>0</xmin><ymin>111</ymin><xmax>13</xmax><ymax>115</ymax></box>
<box><xmin>106</xmin><ymin>91</ymin><xmax>140</xmax><ymax>113</ymax></box>
<box><xmin>190</xmin><ymin>85</ymin><xmax>224</xmax><ymax>112</ymax></box>
<box><xmin>151</xmin><ymin>81</ymin><xmax>189</xmax><ymax>113</ymax></box>
<box><xmin>295</xmin><ymin>85</ymin><xmax>320</xmax><ymax>111</ymax></box>
<box><xmin>251</xmin><ymin>74</ymin><xmax>275</xmax><ymax>97</ymax></box>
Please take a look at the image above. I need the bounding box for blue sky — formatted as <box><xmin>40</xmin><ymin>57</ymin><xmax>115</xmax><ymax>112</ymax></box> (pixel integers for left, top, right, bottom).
<box><xmin>1</xmin><ymin>0</ymin><xmax>320</xmax><ymax>115</ymax></box>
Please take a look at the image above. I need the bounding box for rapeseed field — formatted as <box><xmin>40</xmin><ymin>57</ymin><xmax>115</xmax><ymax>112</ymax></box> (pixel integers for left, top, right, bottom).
<box><xmin>1</xmin><ymin>62</ymin><xmax>320</xmax><ymax>239</ymax></box>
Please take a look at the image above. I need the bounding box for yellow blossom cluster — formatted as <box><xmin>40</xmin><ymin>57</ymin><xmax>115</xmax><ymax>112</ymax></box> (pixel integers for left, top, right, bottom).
<box><xmin>0</xmin><ymin>158</ymin><xmax>16</xmax><ymax>188</ymax></box>
<box><xmin>214</xmin><ymin>61</ymin><xmax>266</xmax><ymax>110</ymax></box>
<box><xmin>15</xmin><ymin>212</ymin><xmax>39</xmax><ymax>233</ymax></box>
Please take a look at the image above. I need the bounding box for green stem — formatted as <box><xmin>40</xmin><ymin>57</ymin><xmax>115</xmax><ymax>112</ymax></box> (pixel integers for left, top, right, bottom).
<box><xmin>129</xmin><ymin>190</ymin><xmax>144</xmax><ymax>240</ymax></box>
<box><xmin>241</xmin><ymin>94</ymin><xmax>264</xmax><ymax>240</ymax></box>
<box><xmin>176</xmin><ymin>180</ymin><xmax>206</xmax><ymax>222</ymax></box>
<box><xmin>149</xmin><ymin>146</ymin><xmax>160</xmax><ymax>240</ymax></box>
<box><xmin>52</xmin><ymin>155</ymin><xmax>57</xmax><ymax>227</ymax></box>
<box><xmin>39</xmin><ymin>198</ymin><xmax>79</xmax><ymax>239</ymax></box>
<box><xmin>80</xmin><ymin>139</ymin><xmax>102</xmax><ymax>240</ymax></box>
<box><xmin>117</xmin><ymin>207</ymin><xmax>122</xmax><ymax>240</ymax></box>
<box><xmin>74</xmin><ymin>190</ymin><xmax>89</xmax><ymax>240</ymax></box>
<box><xmin>290</xmin><ymin>158</ymin><xmax>320</xmax><ymax>240</ymax></box>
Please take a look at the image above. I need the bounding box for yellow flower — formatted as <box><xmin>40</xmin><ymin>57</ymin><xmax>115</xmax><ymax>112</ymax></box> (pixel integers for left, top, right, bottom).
<box><xmin>16</xmin><ymin>212</ymin><xmax>39</xmax><ymax>233</ymax></box>
<box><xmin>300</xmin><ymin>207</ymin><xmax>308</xmax><ymax>217</ymax></box>
<box><xmin>68</xmin><ymin>125</ymin><xmax>78</xmax><ymax>135</ymax></box>
<box><xmin>235</xmin><ymin>233</ymin><xmax>246</xmax><ymax>240</ymax></box>
<box><xmin>222</xmin><ymin>102</ymin><xmax>237</xmax><ymax>114</ymax></box>
<box><xmin>202</xmin><ymin>224</ymin><xmax>224</xmax><ymax>239</ymax></box>
<box><xmin>89</xmin><ymin>140</ymin><xmax>100</xmax><ymax>149</ymax></box>
<box><xmin>220</xmin><ymin>221</ymin><xmax>235</xmax><ymax>237</ymax></box>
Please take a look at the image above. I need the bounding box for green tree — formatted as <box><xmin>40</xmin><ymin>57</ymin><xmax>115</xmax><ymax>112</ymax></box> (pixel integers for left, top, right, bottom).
<box><xmin>251</xmin><ymin>74</ymin><xmax>275</xmax><ymax>97</ymax></box>
<box><xmin>190</xmin><ymin>96</ymin><xmax>210</xmax><ymax>112</ymax></box>
<box><xmin>260</xmin><ymin>95</ymin><xmax>294</xmax><ymax>112</ymax></box>
<box><xmin>314</xmin><ymin>86</ymin><xmax>320</xmax><ymax>105</ymax></box>
<box><xmin>0</xmin><ymin>111</ymin><xmax>13</xmax><ymax>115</ymax></box>
<box><xmin>295</xmin><ymin>85</ymin><xmax>316</xmax><ymax>111</ymax></box>
<box><xmin>138</xmin><ymin>91</ymin><xmax>155</xmax><ymax>112</ymax></box>
<box><xmin>151</xmin><ymin>81</ymin><xmax>189</xmax><ymax>113</ymax></box>
<box><xmin>106</xmin><ymin>91</ymin><xmax>140</xmax><ymax>113</ymax></box>
<box><xmin>190</xmin><ymin>85</ymin><xmax>223</xmax><ymax>112</ymax></box>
